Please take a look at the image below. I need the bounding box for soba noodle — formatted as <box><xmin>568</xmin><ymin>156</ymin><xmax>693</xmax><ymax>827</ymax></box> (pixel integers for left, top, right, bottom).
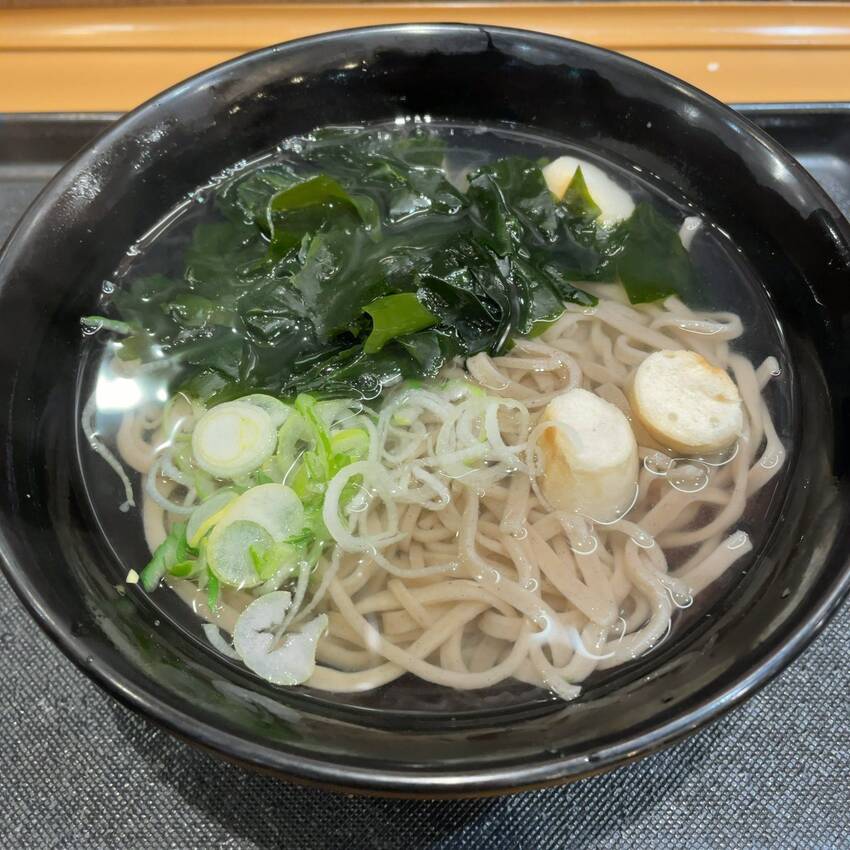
<box><xmin>124</xmin><ymin>285</ymin><xmax>784</xmax><ymax>699</ymax></box>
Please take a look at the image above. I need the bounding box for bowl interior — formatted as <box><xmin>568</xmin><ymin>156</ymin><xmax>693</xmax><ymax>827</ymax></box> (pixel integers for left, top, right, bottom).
<box><xmin>2</xmin><ymin>25</ymin><xmax>850</xmax><ymax>794</ymax></box>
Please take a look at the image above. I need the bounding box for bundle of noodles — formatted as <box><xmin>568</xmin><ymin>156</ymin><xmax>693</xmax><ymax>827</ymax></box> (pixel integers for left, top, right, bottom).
<box><xmin>125</xmin><ymin>284</ymin><xmax>785</xmax><ymax>700</ymax></box>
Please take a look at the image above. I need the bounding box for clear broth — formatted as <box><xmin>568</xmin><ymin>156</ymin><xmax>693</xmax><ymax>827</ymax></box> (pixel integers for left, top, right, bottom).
<box><xmin>78</xmin><ymin>120</ymin><xmax>793</xmax><ymax>715</ymax></box>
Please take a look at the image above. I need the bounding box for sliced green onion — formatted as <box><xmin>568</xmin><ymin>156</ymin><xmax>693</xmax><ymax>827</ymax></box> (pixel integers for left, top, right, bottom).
<box><xmin>168</xmin><ymin>560</ymin><xmax>203</xmax><ymax>579</ymax></box>
<box><xmin>238</xmin><ymin>394</ymin><xmax>292</xmax><ymax>427</ymax></box>
<box><xmin>250</xmin><ymin>540</ymin><xmax>299</xmax><ymax>582</ymax></box>
<box><xmin>81</xmin><ymin>315</ymin><xmax>134</xmax><ymax>335</ymax></box>
<box><xmin>140</xmin><ymin>556</ymin><xmax>167</xmax><ymax>593</ymax></box>
<box><xmin>315</xmin><ymin>399</ymin><xmax>350</xmax><ymax>427</ymax></box>
<box><xmin>174</xmin><ymin>444</ymin><xmax>218</xmax><ymax>501</ymax></box>
<box><xmin>162</xmin><ymin>393</ymin><xmax>202</xmax><ymax>440</ymax></box>
<box><xmin>207</xmin><ymin>569</ymin><xmax>220</xmax><ymax>611</ymax></box>
<box><xmin>140</xmin><ymin>522</ymin><xmax>188</xmax><ymax>591</ymax></box>
<box><xmin>283</xmin><ymin>529</ymin><xmax>315</xmax><ymax>548</ymax></box>
<box><xmin>330</xmin><ymin>427</ymin><xmax>369</xmax><ymax>458</ymax></box>
<box><xmin>205</xmin><ymin>483</ymin><xmax>305</xmax><ymax>588</ymax></box>
<box><xmin>213</xmin><ymin>483</ymin><xmax>305</xmax><ymax>543</ymax></box>
<box><xmin>304</xmin><ymin>451</ymin><xmax>325</xmax><ymax>481</ymax></box>
<box><xmin>193</xmin><ymin>473</ymin><xmax>218</xmax><ymax>501</ymax></box>
<box><xmin>391</xmin><ymin>407</ymin><xmax>416</xmax><ymax>427</ymax></box>
<box><xmin>275</xmin><ymin>410</ymin><xmax>312</xmax><ymax>477</ymax></box>
<box><xmin>191</xmin><ymin>401</ymin><xmax>277</xmax><ymax>479</ymax></box>
<box><xmin>248</xmin><ymin>544</ymin><xmax>264</xmax><ymax>574</ymax></box>
<box><xmin>296</xmin><ymin>394</ymin><xmax>333</xmax><ymax>472</ymax></box>
<box><xmin>232</xmin><ymin>591</ymin><xmax>328</xmax><ymax>685</ymax></box>
<box><xmin>202</xmin><ymin>623</ymin><xmax>240</xmax><ymax>659</ymax></box>
<box><xmin>442</xmin><ymin>378</ymin><xmax>486</xmax><ymax>399</ymax></box>
<box><xmin>207</xmin><ymin>520</ymin><xmax>274</xmax><ymax>588</ymax></box>
<box><xmin>186</xmin><ymin>489</ymin><xmax>238</xmax><ymax>548</ymax></box>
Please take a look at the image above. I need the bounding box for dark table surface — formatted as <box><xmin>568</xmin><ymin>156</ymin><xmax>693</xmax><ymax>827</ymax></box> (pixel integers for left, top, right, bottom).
<box><xmin>1</xmin><ymin>111</ymin><xmax>849</xmax><ymax>850</ymax></box>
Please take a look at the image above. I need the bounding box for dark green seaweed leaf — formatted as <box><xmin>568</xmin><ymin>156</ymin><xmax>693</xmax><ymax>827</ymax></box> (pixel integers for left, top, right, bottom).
<box><xmin>219</xmin><ymin>164</ymin><xmax>300</xmax><ymax>225</ymax></box>
<box><xmin>615</xmin><ymin>203</ymin><xmax>694</xmax><ymax>304</ymax></box>
<box><xmin>302</xmin><ymin>127</ymin><xmax>466</xmax><ymax>225</ymax></box>
<box><xmin>396</xmin><ymin>331</ymin><xmax>458</xmax><ymax>375</ymax></box>
<box><xmin>269</xmin><ymin>175</ymin><xmax>380</xmax><ymax>237</ymax></box>
<box><xmin>167</xmin><ymin>293</ymin><xmax>236</xmax><ymax>328</ymax></box>
<box><xmin>467</xmin><ymin>157</ymin><xmax>559</xmax><ymax>256</ymax></box>
<box><xmin>362</xmin><ymin>293</ymin><xmax>438</xmax><ymax>354</ymax></box>
<box><xmin>106</xmin><ymin>129</ymin><xmax>695</xmax><ymax>401</ymax></box>
<box><xmin>285</xmin><ymin>344</ymin><xmax>422</xmax><ymax>400</ymax></box>
<box><xmin>185</xmin><ymin>220</ymin><xmax>270</xmax><ymax>294</ymax></box>
<box><xmin>290</xmin><ymin>230</ymin><xmax>389</xmax><ymax>341</ymax></box>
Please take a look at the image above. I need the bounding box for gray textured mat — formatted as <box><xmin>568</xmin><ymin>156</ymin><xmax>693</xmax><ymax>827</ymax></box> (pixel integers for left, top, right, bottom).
<box><xmin>2</xmin><ymin>574</ymin><xmax>848</xmax><ymax>849</ymax></box>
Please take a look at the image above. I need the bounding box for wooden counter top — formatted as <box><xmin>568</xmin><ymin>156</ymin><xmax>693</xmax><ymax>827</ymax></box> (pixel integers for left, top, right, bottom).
<box><xmin>3</xmin><ymin>3</ymin><xmax>850</xmax><ymax>111</ymax></box>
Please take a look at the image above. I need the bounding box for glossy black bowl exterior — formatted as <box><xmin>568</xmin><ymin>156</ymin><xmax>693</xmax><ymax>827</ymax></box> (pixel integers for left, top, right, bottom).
<box><xmin>1</xmin><ymin>25</ymin><xmax>850</xmax><ymax>796</ymax></box>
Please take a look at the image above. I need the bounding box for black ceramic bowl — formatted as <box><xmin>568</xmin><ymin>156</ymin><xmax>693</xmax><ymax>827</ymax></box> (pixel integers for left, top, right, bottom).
<box><xmin>2</xmin><ymin>25</ymin><xmax>850</xmax><ymax>796</ymax></box>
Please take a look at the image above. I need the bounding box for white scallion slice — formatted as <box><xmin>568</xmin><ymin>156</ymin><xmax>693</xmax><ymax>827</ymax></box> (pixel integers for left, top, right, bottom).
<box><xmin>191</xmin><ymin>402</ymin><xmax>276</xmax><ymax>479</ymax></box>
<box><xmin>204</xmin><ymin>483</ymin><xmax>305</xmax><ymax>588</ymax></box>
<box><xmin>214</xmin><ymin>483</ymin><xmax>304</xmax><ymax>542</ymax></box>
<box><xmin>202</xmin><ymin>623</ymin><xmax>241</xmax><ymax>659</ymax></box>
<box><xmin>330</xmin><ymin>427</ymin><xmax>370</xmax><ymax>457</ymax></box>
<box><xmin>207</xmin><ymin>519</ymin><xmax>273</xmax><ymax>588</ymax></box>
<box><xmin>233</xmin><ymin>591</ymin><xmax>328</xmax><ymax>685</ymax></box>
<box><xmin>186</xmin><ymin>489</ymin><xmax>238</xmax><ymax>548</ymax></box>
<box><xmin>239</xmin><ymin>394</ymin><xmax>291</xmax><ymax>428</ymax></box>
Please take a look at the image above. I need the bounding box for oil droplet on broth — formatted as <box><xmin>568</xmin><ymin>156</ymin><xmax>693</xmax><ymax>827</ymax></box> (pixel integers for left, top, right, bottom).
<box><xmin>613</xmin><ymin>617</ymin><xmax>627</xmax><ymax>642</ymax></box>
<box><xmin>644</xmin><ymin>453</ymin><xmax>672</xmax><ymax>476</ymax></box>
<box><xmin>727</xmin><ymin>530</ymin><xmax>750</xmax><ymax>550</ymax></box>
<box><xmin>678</xmin><ymin>319</ymin><xmax>725</xmax><ymax>336</ymax></box>
<box><xmin>531</xmin><ymin>608</ymin><xmax>549</xmax><ymax>631</ymax></box>
<box><xmin>559</xmin><ymin>514</ymin><xmax>599</xmax><ymax>554</ymax></box>
<box><xmin>631</xmin><ymin>529</ymin><xmax>655</xmax><ymax>549</ymax></box>
<box><xmin>667</xmin><ymin>459</ymin><xmax>710</xmax><ymax>493</ymax></box>
<box><xmin>473</xmin><ymin>568</ymin><xmax>501</xmax><ymax>585</ymax></box>
<box><xmin>569</xmin><ymin>534</ymin><xmax>599</xmax><ymax>556</ymax></box>
<box><xmin>760</xmin><ymin>451</ymin><xmax>783</xmax><ymax>470</ymax></box>
<box><xmin>693</xmin><ymin>440</ymin><xmax>740</xmax><ymax>468</ymax></box>
<box><xmin>667</xmin><ymin>587</ymin><xmax>694</xmax><ymax>609</ymax></box>
<box><xmin>478</xmin><ymin>379</ymin><xmax>510</xmax><ymax>392</ymax></box>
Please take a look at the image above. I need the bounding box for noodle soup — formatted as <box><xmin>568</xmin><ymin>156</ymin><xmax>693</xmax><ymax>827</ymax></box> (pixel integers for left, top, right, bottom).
<box><xmin>79</xmin><ymin>122</ymin><xmax>790</xmax><ymax>711</ymax></box>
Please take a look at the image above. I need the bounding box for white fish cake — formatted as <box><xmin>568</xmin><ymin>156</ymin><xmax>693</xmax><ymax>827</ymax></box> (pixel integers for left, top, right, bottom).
<box><xmin>542</xmin><ymin>155</ymin><xmax>635</xmax><ymax>226</ymax></box>
<box><xmin>539</xmin><ymin>388</ymin><xmax>638</xmax><ymax>522</ymax></box>
<box><xmin>630</xmin><ymin>349</ymin><xmax>743</xmax><ymax>455</ymax></box>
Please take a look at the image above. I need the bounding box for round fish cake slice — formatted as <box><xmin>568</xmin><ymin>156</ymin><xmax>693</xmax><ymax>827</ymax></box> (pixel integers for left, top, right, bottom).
<box><xmin>539</xmin><ymin>387</ymin><xmax>639</xmax><ymax>523</ymax></box>
<box><xmin>542</xmin><ymin>155</ymin><xmax>635</xmax><ymax>226</ymax></box>
<box><xmin>630</xmin><ymin>349</ymin><xmax>743</xmax><ymax>455</ymax></box>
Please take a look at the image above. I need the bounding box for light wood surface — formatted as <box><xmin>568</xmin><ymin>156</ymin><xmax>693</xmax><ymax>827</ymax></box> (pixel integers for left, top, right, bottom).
<box><xmin>3</xmin><ymin>3</ymin><xmax>849</xmax><ymax>110</ymax></box>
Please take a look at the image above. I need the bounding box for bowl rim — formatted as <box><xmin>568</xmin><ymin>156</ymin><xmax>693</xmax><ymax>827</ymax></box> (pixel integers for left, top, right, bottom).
<box><xmin>3</xmin><ymin>22</ymin><xmax>850</xmax><ymax>796</ymax></box>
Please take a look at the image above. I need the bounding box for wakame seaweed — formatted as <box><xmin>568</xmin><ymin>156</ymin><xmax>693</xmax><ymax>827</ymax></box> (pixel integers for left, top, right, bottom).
<box><xmin>106</xmin><ymin>127</ymin><xmax>695</xmax><ymax>401</ymax></box>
